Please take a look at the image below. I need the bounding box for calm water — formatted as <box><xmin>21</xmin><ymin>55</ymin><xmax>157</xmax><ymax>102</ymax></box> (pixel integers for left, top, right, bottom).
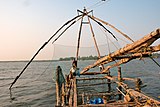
<box><xmin>0</xmin><ymin>59</ymin><xmax>160</xmax><ymax>107</ymax></box>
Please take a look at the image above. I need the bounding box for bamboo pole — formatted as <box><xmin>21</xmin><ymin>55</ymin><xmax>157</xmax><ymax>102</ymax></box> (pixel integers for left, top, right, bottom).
<box><xmin>123</xmin><ymin>77</ymin><xmax>137</xmax><ymax>81</ymax></box>
<box><xmin>76</xmin><ymin>16</ymin><xmax>84</xmax><ymax>60</ymax></box>
<box><xmin>126</xmin><ymin>89</ymin><xmax>160</xmax><ymax>105</ymax></box>
<box><xmin>115</xmin><ymin>80</ymin><xmax>160</xmax><ymax>105</ymax></box>
<box><xmin>117</xmin><ymin>67</ymin><xmax>122</xmax><ymax>100</ymax></box>
<box><xmin>91</xmin><ymin>16</ymin><xmax>134</xmax><ymax>42</ymax></box>
<box><xmin>101</xmin><ymin>48</ymin><xmax>160</xmax><ymax>72</ymax></box>
<box><xmin>9</xmin><ymin>14</ymin><xmax>83</xmax><ymax>90</ymax></box>
<box><xmin>80</xmin><ymin>28</ymin><xmax>160</xmax><ymax>74</ymax></box>
<box><xmin>87</xmin><ymin>16</ymin><xmax>101</xmax><ymax>60</ymax></box>
<box><xmin>104</xmin><ymin>75</ymin><xmax>116</xmax><ymax>81</ymax></box>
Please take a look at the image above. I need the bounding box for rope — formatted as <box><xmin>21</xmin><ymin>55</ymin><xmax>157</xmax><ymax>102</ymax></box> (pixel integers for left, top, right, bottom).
<box><xmin>149</xmin><ymin>55</ymin><xmax>160</xmax><ymax>68</ymax></box>
<box><xmin>87</xmin><ymin>0</ymin><xmax>111</xmax><ymax>10</ymax></box>
<box><xmin>9</xmin><ymin>14</ymin><xmax>82</xmax><ymax>90</ymax></box>
<box><xmin>87</xmin><ymin>1</ymin><xmax>102</xmax><ymax>10</ymax></box>
<box><xmin>97</xmin><ymin>24</ymin><xmax>119</xmax><ymax>50</ymax></box>
<box><xmin>11</xmin><ymin>45</ymin><xmax>55</xmax><ymax>89</ymax></box>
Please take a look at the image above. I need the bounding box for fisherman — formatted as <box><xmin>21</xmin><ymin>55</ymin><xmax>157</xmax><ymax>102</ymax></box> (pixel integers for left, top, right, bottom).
<box><xmin>72</xmin><ymin>58</ymin><xmax>77</xmax><ymax>68</ymax></box>
<box><xmin>99</xmin><ymin>64</ymin><xmax>103</xmax><ymax>71</ymax></box>
<box><xmin>70</xmin><ymin>65</ymin><xmax>76</xmax><ymax>77</ymax></box>
<box><xmin>70</xmin><ymin>58</ymin><xmax>80</xmax><ymax>77</ymax></box>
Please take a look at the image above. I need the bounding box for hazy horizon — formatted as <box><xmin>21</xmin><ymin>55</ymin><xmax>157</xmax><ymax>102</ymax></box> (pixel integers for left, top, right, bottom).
<box><xmin>0</xmin><ymin>0</ymin><xmax>160</xmax><ymax>61</ymax></box>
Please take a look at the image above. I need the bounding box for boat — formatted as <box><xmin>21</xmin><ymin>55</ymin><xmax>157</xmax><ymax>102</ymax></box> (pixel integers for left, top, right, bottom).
<box><xmin>9</xmin><ymin>8</ymin><xmax>160</xmax><ymax>107</ymax></box>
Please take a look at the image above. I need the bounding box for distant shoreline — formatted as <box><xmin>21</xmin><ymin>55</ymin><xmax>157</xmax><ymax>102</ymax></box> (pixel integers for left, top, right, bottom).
<box><xmin>0</xmin><ymin>53</ymin><xmax>159</xmax><ymax>62</ymax></box>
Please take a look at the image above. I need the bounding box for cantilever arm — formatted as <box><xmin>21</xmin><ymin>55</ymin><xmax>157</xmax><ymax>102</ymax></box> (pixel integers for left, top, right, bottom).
<box><xmin>88</xmin><ymin>15</ymin><xmax>118</xmax><ymax>41</ymax></box>
<box><xmin>91</xmin><ymin>16</ymin><xmax>134</xmax><ymax>42</ymax></box>
<box><xmin>80</xmin><ymin>29</ymin><xmax>160</xmax><ymax>74</ymax></box>
<box><xmin>9</xmin><ymin>14</ymin><xmax>82</xmax><ymax>90</ymax></box>
<box><xmin>98</xmin><ymin>44</ymin><xmax>160</xmax><ymax>72</ymax></box>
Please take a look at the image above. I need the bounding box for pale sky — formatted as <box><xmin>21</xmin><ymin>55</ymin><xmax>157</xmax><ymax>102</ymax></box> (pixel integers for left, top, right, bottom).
<box><xmin>0</xmin><ymin>0</ymin><xmax>160</xmax><ymax>61</ymax></box>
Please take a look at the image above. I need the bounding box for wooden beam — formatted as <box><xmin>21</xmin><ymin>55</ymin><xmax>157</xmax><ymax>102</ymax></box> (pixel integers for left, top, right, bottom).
<box><xmin>92</xmin><ymin>15</ymin><xmax>134</xmax><ymax>42</ymax></box>
<box><xmin>80</xmin><ymin>29</ymin><xmax>160</xmax><ymax>74</ymax></box>
<box><xmin>77</xmin><ymin>82</ymin><xmax>115</xmax><ymax>87</ymax></box>
<box><xmin>80</xmin><ymin>72</ymin><xmax>108</xmax><ymax>75</ymax></box>
<box><xmin>126</xmin><ymin>89</ymin><xmax>160</xmax><ymax>105</ymax></box>
<box><xmin>77</xmin><ymin>77</ymin><xmax>107</xmax><ymax>81</ymax></box>
<box><xmin>78</xmin><ymin>92</ymin><xmax>119</xmax><ymax>97</ymax></box>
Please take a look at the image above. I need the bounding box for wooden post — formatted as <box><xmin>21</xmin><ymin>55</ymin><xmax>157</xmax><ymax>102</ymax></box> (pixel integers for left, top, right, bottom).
<box><xmin>82</xmin><ymin>92</ymin><xmax>85</xmax><ymax>104</ymax></box>
<box><xmin>107</xmin><ymin>71</ymin><xmax>111</xmax><ymax>92</ymax></box>
<box><xmin>56</xmin><ymin>66</ymin><xmax>61</xmax><ymax>106</ymax></box>
<box><xmin>118</xmin><ymin>66</ymin><xmax>122</xmax><ymax>81</ymax></box>
<box><xmin>73</xmin><ymin>78</ymin><xmax>77</xmax><ymax>107</ymax></box>
<box><xmin>61</xmin><ymin>83</ymin><xmax>65</xmax><ymax>106</ymax></box>
<box><xmin>135</xmin><ymin>78</ymin><xmax>141</xmax><ymax>92</ymax></box>
<box><xmin>69</xmin><ymin>80</ymin><xmax>74</xmax><ymax>107</ymax></box>
<box><xmin>118</xmin><ymin>66</ymin><xmax>122</xmax><ymax>100</ymax></box>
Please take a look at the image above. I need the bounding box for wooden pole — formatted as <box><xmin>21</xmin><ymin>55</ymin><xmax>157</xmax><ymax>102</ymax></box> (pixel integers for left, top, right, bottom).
<box><xmin>76</xmin><ymin>16</ymin><xmax>83</xmax><ymax>60</ymax></box>
<box><xmin>80</xmin><ymin>28</ymin><xmax>160</xmax><ymax>74</ymax></box>
<box><xmin>61</xmin><ymin>83</ymin><xmax>65</xmax><ymax>106</ymax></box>
<box><xmin>91</xmin><ymin>16</ymin><xmax>134</xmax><ymax>42</ymax></box>
<box><xmin>56</xmin><ymin>66</ymin><xmax>61</xmax><ymax>106</ymax></box>
<box><xmin>135</xmin><ymin>78</ymin><xmax>141</xmax><ymax>92</ymax></box>
<box><xmin>107</xmin><ymin>71</ymin><xmax>111</xmax><ymax>93</ymax></box>
<box><xmin>69</xmin><ymin>80</ymin><xmax>74</xmax><ymax>106</ymax></box>
<box><xmin>87</xmin><ymin>15</ymin><xmax>105</xmax><ymax>71</ymax></box>
<box><xmin>87</xmin><ymin>16</ymin><xmax>101</xmax><ymax>59</ymax></box>
<box><xmin>80</xmin><ymin>72</ymin><xmax>108</xmax><ymax>75</ymax></box>
<box><xmin>73</xmin><ymin>78</ymin><xmax>77</xmax><ymax>107</ymax></box>
<box><xmin>118</xmin><ymin>67</ymin><xmax>122</xmax><ymax>82</ymax></box>
<box><xmin>82</xmin><ymin>92</ymin><xmax>85</xmax><ymax>105</ymax></box>
<box><xmin>117</xmin><ymin>66</ymin><xmax>122</xmax><ymax>100</ymax></box>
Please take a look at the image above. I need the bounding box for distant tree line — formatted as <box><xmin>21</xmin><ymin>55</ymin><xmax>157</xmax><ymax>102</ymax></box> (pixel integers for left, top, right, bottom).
<box><xmin>59</xmin><ymin>55</ymin><xmax>100</xmax><ymax>61</ymax></box>
<box><xmin>59</xmin><ymin>53</ymin><xmax>160</xmax><ymax>61</ymax></box>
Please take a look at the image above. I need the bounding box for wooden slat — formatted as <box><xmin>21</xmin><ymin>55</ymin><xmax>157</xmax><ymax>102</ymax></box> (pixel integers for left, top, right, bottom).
<box><xmin>77</xmin><ymin>77</ymin><xmax>107</xmax><ymax>81</ymax></box>
<box><xmin>80</xmin><ymin>72</ymin><xmax>108</xmax><ymax>75</ymax></box>
<box><xmin>77</xmin><ymin>82</ymin><xmax>115</xmax><ymax>87</ymax></box>
<box><xmin>78</xmin><ymin>92</ymin><xmax>119</xmax><ymax>97</ymax></box>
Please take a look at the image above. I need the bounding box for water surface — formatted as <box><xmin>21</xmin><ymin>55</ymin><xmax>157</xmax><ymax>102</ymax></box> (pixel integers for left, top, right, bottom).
<box><xmin>0</xmin><ymin>58</ymin><xmax>159</xmax><ymax>106</ymax></box>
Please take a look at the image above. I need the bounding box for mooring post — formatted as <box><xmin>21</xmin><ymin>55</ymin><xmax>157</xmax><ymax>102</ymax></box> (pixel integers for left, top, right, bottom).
<box><xmin>56</xmin><ymin>66</ymin><xmax>61</xmax><ymax>106</ymax></box>
<box><xmin>118</xmin><ymin>66</ymin><xmax>122</xmax><ymax>100</ymax></box>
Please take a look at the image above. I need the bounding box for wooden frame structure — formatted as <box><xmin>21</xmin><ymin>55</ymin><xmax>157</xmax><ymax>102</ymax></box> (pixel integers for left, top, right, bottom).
<box><xmin>55</xmin><ymin>9</ymin><xmax>160</xmax><ymax>107</ymax></box>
